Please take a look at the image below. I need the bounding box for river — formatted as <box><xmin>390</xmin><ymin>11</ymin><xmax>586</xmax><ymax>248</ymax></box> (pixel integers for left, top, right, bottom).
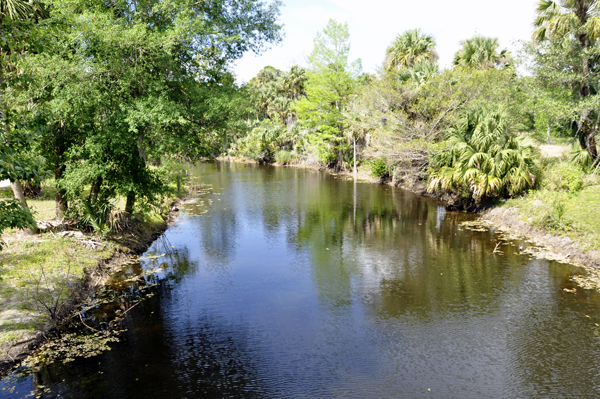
<box><xmin>2</xmin><ymin>162</ymin><xmax>600</xmax><ymax>398</ymax></box>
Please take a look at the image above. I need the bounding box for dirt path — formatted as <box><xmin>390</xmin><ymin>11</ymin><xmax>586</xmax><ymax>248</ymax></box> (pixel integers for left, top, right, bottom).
<box><xmin>539</xmin><ymin>144</ymin><xmax>570</xmax><ymax>158</ymax></box>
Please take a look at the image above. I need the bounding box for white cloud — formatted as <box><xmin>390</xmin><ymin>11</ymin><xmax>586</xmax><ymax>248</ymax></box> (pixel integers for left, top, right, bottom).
<box><xmin>233</xmin><ymin>0</ymin><xmax>538</xmax><ymax>83</ymax></box>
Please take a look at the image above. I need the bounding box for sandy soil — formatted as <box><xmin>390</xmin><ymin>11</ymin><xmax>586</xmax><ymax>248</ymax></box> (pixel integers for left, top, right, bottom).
<box><xmin>539</xmin><ymin>144</ymin><xmax>571</xmax><ymax>158</ymax></box>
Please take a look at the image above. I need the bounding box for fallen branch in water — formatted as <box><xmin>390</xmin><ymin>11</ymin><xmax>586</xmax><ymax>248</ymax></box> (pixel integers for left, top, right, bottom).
<box><xmin>79</xmin><ymin>312</ymin><xmax>99</xmax><ymax>332</ymax></box>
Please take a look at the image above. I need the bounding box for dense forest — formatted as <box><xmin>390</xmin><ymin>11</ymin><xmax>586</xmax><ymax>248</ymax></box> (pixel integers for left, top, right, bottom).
<box><xmin>2</xmin><ymin>0</ymin><xmax>600</xmax><ymax>240</ymax></box>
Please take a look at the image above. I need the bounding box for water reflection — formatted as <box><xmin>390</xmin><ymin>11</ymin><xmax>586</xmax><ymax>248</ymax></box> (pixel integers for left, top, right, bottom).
<box><xmin>2</xmin><ymin>162</ymin><xmax>600</xmax><ymax>398</ymax></box>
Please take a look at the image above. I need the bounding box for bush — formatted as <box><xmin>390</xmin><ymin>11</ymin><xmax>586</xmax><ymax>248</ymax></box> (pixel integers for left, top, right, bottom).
<box><xmin>370</xmin><ymin>158</ymin><xmax>390</xmax><ymax>179</ymax></box>
<box><xmin>275</xmin><ymin>150</ymin><xmax>295</xmax><ymax>164</ymax></box>
<box><xmin>541</xmin><ymin>161</ymin><xmax>585</xmax><ymax>193</ymax></box>
<box><xmin>428</xmin><ymin>104</ymin><xmax>540</xmax><ymax>200</ymax></box>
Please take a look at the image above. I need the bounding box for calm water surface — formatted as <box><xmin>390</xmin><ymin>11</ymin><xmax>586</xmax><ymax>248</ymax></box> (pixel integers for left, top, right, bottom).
<box><xmin>2</xmin><ymin>162</ymin><xmax>600</xmax><ymax>398</ymax></box>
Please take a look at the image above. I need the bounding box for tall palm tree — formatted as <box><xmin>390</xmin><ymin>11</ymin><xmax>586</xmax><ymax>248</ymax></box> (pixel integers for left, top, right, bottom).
<box><xmin>453</xmin><ymin>36</ymin><xmax>511</xmax><ymax>69</ymax></box>
<box><xmin>384</xmin><ymin>29</ymin><xmax>437</xmax><ymax>72</ymax></box>
<box><xmin>533</xmin><ymin>0</ymin><xmax>600</xmax><ymax>160</ymax></box>
<box><xmin>428</xmin><ymin>105</ymin><xmax>539</xmax><ymax>201</ymax></box>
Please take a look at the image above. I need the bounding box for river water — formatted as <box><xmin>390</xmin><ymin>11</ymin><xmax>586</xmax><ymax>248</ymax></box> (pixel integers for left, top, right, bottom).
<box><xmin>2</xmin><ymin>162</ymin><xmax>600</xmax><ymax>398</ymax></box>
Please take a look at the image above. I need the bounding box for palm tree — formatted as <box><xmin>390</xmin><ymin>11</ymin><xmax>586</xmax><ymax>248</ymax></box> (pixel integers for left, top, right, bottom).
<box><xmin>397</xmin><ymin>59</ymin><xmax>439</xmax><ymax>87</ymax></box>
<box><xmin>384</xmin><ymin>29</ymin><xmax>437</xmax><ymax>72</ymax></box>
<box><xmin>428</xmin><ymin>105</ymin><xmax>539</xmax><ymax>201</ymax></box>
<box><xmin>533</xmin><ymin>0</ymin><xmax>600</xmax><ymax>43</ymax></box>
<box><xmin>281</xmin><ymin>65</ymin><xmax>307</xmax><ymax>101</ymax></box>
<box><xmin>533</xmin><ymin>0</ymin><xmax>600</xmax><ymax>160</ymax></box>
<box><xmin>453</xmin><ymin>36</ymin><xmax>511</xmax><ymax>69</ymax></box>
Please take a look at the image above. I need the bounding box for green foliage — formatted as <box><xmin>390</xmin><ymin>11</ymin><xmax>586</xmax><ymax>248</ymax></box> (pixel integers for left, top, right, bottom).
<box><xmin>428</xmin><ymin>104</ymin><xmax>540</xmax><ymax>200</ymax></box>
<box><xmin>397</xmin><ymin>59</ymin><xmax>440</xmax><ymax>87</ymax></box>
<box><xmin>541</xmin><ymin>159</ymin><xmax>585</xmax><ymax>192</ymax></box>
<box><xmin>384</xmin><ymin>29</ymin><xmax>437</xmax><ymax>72</ymax></box>
<box><xmin>230</xmin><ymin>120</ymin><xmax>301</xmax><ymax>163</ymax></box>
<box><xmin>13</xmin><ymin>0</ymin><xmax>283</xmax><ymax>220</ymax></box>
<box><xmin>295</xmin><ymin>19</ymin><xmax>361</xmax><ymax>166</ymax></box>
<box><xmin>69</xmin><ymin>197</ymin><xmax>116</xmax><ymax>237</ymax></box>
<box><xmin>370</xmin><ymin>158</ymin><xmax>390</xmax><ymax>179</ymax></box>
<box><xmin>530</xmin><ymin>1</ymin><xmax>600</xmax><ymax>161</ymax></box>
<box><xmin>453</xmin><ymin>35</ymin><xmax>512</xmax><ymax>69</ymax></box>
<box><xmin>275</xmin><ymin>150</ymin><xmax>296</xmax><ymax>164</ymax></box>
<box><xmin>0</xmin><ymin>199</ymin><xmax>35</xmax><ymax>245</ymax></box>
<box><xmin>571</xmin><ymin>148</ymin><xmax>596</xmax><ymax>169</ymax></box>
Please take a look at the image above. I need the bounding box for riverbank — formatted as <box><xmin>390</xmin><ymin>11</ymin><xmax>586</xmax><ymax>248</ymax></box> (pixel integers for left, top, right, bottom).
<box><xmin>0</xmin><ymin>199</ymin><xmax>182</xmax><ymax>377</ymax></box>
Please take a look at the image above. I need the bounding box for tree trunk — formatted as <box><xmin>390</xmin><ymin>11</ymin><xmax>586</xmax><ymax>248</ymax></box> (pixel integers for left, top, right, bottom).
<box><xmin>125</xmin><ymin>191</ymin><xmax>136</xmax><ymax>214</ymax></box>
<box><xmin>23</xmin><ymin>181</ymin><xmax>43</xmax><ymax>197</ymax></box>
<box><xmin>546</xmin><ymin>118</ymin><xmax>551</xmax><ymax>145</ymax></box>
<box><xmin>576</xmin><ymin>27</ymin><xmax>598</xmax><ymax>160</ymax></box>
<box><xmin>176</xmin><ymin>174</ymin><xmax>181</xmax><ymax>196</ymax></box>
<box><xmin>54</xmin><ymin>168</ymin><xmax>68</xmax><ymax>218</ymax></box>
<box><xmin>587</xmin><ymin>132</ymin><xmax>598</xmax><ymax>160</ymax></box>
<box><xmin>89</xmin><ymin>177</ymin><xmax>103</xmax><ymax>203</ymax></box>
<box><xmin>11</xmin><ymin>180</ymin><xmax>37</xmax><ymax>235</ymax></box>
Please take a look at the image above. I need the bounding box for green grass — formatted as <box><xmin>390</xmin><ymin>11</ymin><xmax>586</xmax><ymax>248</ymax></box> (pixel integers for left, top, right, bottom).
<box><xmin>0</xmin><ymin>235</ymin><xmax>116</xmax><ymax>348</ymax></box>
<box><xmin>505</xmin><ymin>179</ymin><xmax>600</xmax><ymax>253</ymax></box>
<box><xmin>0</xmin><ymin>177</ymin><xmax>181</xmax><ymax>358</ymax></box>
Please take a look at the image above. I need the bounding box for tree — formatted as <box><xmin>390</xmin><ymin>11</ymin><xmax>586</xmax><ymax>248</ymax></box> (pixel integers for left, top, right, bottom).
<box><xmin>294</xmin><ymin>19</ymin><xmax>362</xmax><ymax>167</ymax></box>
<box><xmin>397</xmin><ymin>59</ymin><xmax>439</xmax><ymax>87</ymax></box>
<box><xmin>384</xmin><ymin>29</ymin><xmax>437</xmax><ymax>72</ymax></box>
<box><xmin>1</xmin><ymin>0</ymin><xmax>47</xmax><ymax>234</ymax></box>
<box><xmin>532</xmin><ymin>0</ymin><xmax>600</xmax><ymax>161</ymax></box>
<box><xmin>453</xmin><ymin>36</ymin><xmax>511</xmax><ymax>69</ymax></box>
<box><xmin>428</xmin><ymin>104</ymin><xmax>539</xmax><ymax>201</ymax></box>
<box><xmin>344</xmin><ymin>100</ymin><xmax>374</xmax><ymax>178</ymax></box>
<box><xmin>22</xmin><ymin>0</ymin><xmax>282</xmax><ymax>222</ymax></box>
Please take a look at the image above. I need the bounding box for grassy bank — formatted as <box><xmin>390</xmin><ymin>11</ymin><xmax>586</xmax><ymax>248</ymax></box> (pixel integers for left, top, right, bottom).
<box><xmin>0</xmin><ymin>182</ymin><xmax>182</xmax><ymax>375</ymax></box>
<box><xmin>481</xmin><ymin>149</ymin><xmax>600</xmax><ymax>273</ymax></box>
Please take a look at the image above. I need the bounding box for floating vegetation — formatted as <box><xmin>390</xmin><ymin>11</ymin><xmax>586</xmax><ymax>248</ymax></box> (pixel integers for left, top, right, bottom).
<box><xmin>572</xmin><ymin>268</ymin><xmax>600</xmax><ymax>291</ymax></box>
<box><xmin>460</xmin><ymin>220</ymin><xmax>578</xmax><ymax>265</ymax></box>
<box><xmin>23</xmin><ymin>331</ymin><xmax>122</xmax><ymax>372</ymax></box>
<box><xmin>459</xmin><ymin>220</ymin><xmax>492</xmax><ymax>233</ymax></box>
<box><xmin>461</xmin><ymin>219</ymin><xmax>600</xmax><ymax>292</ymax></box>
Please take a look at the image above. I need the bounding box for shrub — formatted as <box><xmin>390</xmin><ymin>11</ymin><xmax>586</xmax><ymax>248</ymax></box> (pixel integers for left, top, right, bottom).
<box><xmin>428</xmin><ymin>104</ymin><xmax>540</xmax><ymax>200</ymax></box>
<box><xmin>541</xmin><ymin>161</ymin><xmax>584</xmax><ymax>193</ymax></box>
<box><xmin>275</xmin><ymin>150</ymin><xmax>295</xmax><ymax>164</ymax></box>
<box><xmin>370</xmin><ymin>158</ymin><xmax>390</xmax><ymax>179</ymax></box>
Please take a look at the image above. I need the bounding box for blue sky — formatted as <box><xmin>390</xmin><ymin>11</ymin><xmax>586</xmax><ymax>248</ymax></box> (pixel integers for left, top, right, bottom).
<box><xmin>233</xmin><ymin>0</ymin><xmax>539</xmax><ymax>83</ymax></box>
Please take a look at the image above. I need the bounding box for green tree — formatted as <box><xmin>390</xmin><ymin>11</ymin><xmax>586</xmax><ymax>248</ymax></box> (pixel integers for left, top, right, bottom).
<box><xmin>532</xmin><ymin>0</ymin><xmax>600</xmax><ymax>161</ymax></box>
<box><xmin>453</xmin><ymin>35</ymin><xmax>511</xmax><ymax>69</ymax></box>
<box><xmin>397</xmin><ymin>59</ymin><xmax>439</xmax><ymax>87</ymax></box>
<box><xmin>295</xmin><ymin>19</ymin><xmax>361</xmax><ymax>167</ymax></box>
<box><xmin>384</xmin><ymin>29</ymin><xmax>437</xmax><ymax>72</ymax></box>
<box><xmin>428</xmin><ymin>104</ymin><xmax>539</xmax><ymax>201</ymax></box>
<box><xmin>1</xmin><ymin>0</ymin><xmax>47</xmax><ymax>234</ymax></box>
<box><xmin>23</xmin><ymin>0</ymin><xmax>282</xmax><ymax>222</ymax></box>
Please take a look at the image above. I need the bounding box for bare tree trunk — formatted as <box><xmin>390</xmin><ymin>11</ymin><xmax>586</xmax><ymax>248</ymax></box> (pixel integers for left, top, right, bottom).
<box><xmin>176</xmin><ymin>174</ymin><xmax>181</xmax><ymax>196</ymax></box>
<box><xmin>546</xmin><ymin>118</ymin><xmax>551</xmax><ymax>145</ymax></box>
<box><xmin>11</xmin><ymin>180</ymin><xmax>37</xmax><ymax>235</ymax></box>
